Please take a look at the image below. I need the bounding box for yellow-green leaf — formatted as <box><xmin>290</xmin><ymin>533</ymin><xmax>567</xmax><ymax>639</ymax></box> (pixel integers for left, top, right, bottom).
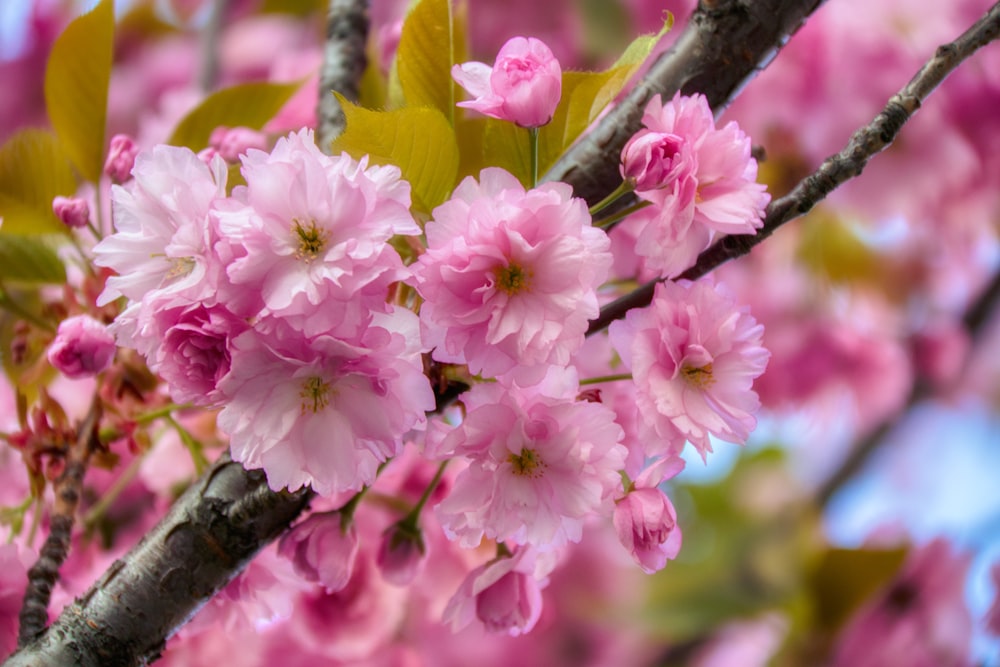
<box><xmin>397</xmin><ymin>0</ymin><xmax>467</xmax><ymax>120</ymax></box>
<box><xmin>44</xmin><ymin>0</ymin><xmax>114</xmax><ymax>183</ymax></box>
<box><xmin>168</xmin><ymin>81</ymin><xmax>303</xmax><ymax>151</ymax></box>
<box><xmin>331</xmin><ymin>94</ymin><xmax>459</xmax><ymax>212</ymax></box>
<box><xmin>0</xmin><ymin>129</ymin><xmax>77</xmax><ymax>235</ymax></box>
<box><xmin>797</xmin><ymin>211</ymin><xmax>881</xmax><ymax>285</ymax></box>
<box><xmin>0</xmin><ymin>236</ymin><xmax>67</xmax><ymax>284</ymax></box>
<box><xmin>808</xmin><ymin>546</ymin><xmax>908</xmax><ymax>632</ymax></box>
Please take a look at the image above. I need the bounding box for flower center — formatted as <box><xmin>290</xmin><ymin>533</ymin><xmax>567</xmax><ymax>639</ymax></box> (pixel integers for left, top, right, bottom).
<box><xmin>293</xmin><ymin>218</ymin><xmax>328</xmax><ymax>262</ymax></box>
<box><xmin>300</xmin><ymin>376</ymin><xmax>331</xmax><ymax>414</ymax></box>
<box><xmin>509</xmin><ymin>447</ymin><xmax>545</xmax><ymax>478</ymax></box>
<box><xmin>495</xmin><ymin>263</ymin><xmax>530</xmax><ymax>295</ymax></box>
<box><xmin>165</xmin><ymin>256</ymin><xmax>196</xmax><ymax>280</ymax></box>
<box><xmin>681</xmin><ymin>363</ymin><xmax>715</xmax><ymax>389</ymax></box>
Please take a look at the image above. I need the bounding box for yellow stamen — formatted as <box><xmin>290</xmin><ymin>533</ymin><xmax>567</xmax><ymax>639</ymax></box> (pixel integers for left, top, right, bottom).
<box><xmin>509</xmin><ymin>447</ymin><xmax>546</xmax><ymax>478</ymax></box>
<box><xmin>300</xmin><ymin>376</ymin><xmax>331</xmax><ymax>413</ymax></box>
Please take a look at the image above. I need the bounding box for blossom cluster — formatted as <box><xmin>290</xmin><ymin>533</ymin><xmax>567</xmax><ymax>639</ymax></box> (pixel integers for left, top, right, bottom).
<box><xmin>90</xmin><ymin>36</ymin><xmax>771</xmax><ymax>639</ymax></box>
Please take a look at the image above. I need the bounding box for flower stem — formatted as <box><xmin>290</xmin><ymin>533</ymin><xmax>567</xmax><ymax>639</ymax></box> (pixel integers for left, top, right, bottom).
<box><xmin>579</xmin><ymin>373</ymin><xmax>634</xmax><ymax>386</ymax></box>
<box><xmin>593</xmin><ymin>199</ymin><xmax>652</xmax><ymax>230</ymax></box>
<box><xmin>528</xmin><ymin>127</ymin><xmax>539</xmax><ymax>187</ymax></box>
<box><xmin>589</xmin><ymin>181</ymin><xmax>635</xmax><ymax>217</ymax></box>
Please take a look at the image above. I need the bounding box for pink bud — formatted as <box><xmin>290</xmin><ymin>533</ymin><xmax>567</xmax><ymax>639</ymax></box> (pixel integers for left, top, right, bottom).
<box><xmin>104</xmin><ymin>134</ymin><xmax>139</xmax><ymax>183</ymax></box>
<box><xmin>452</xmin><ymin>36</ymin><xmax>562</xmax><ymax>128</ymax></box>
<box><xmin>376</xmin><ymin>521</ymin><xmax>425</xmax><ymax>586</ymax></box>
<box><xmin>278</xmin><ymin>512</ymin><xmax>359</xmax><ymax>593</ymax></box>
<box><xmin>209</xmin><ymin>126</ymin><xmax>269</xmax><ymax>163</ymax></box>
<box><xmin>613</xmin><ymin>485</ymin><xmax>682</xmax><ymax>574</ymax></box>
<box><xmin>52</xmin><ymin>196</ymin><xmax>90</xmax><ymax>229</ymax></box>
<box><xmin>47</xmin><ymin>315</ymin><xmax>116</xmax><ymax>379</ymax></box>
<box><xmin>620</xmin><ymin>129</ymin><xmax>694</xmax><ymax>192</ymax></box>
<box><xmin>475</xmin><ymin>567</ymin><xmax>541</xmax><ymax>635</ymax></box>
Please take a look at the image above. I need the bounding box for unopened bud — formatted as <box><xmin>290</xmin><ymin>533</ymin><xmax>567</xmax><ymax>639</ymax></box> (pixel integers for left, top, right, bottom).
<box><xmin>52</xmin><ymin>196</ymin><xmax>90</xmax><ymax>229</ymax></box>
<box><xmin>104</xmin><ymin>134</ymin><xmax>139</xmax><ymax>183</ymax></box>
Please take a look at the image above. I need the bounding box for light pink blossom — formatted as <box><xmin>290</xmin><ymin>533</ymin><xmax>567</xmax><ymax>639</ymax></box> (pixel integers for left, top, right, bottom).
<box><xmin>47</xmin><ymin>315</ymin><xmax>116</xmax><ymax>379</ymax></box>
<box><xmin>278</xmin><ymin>512</ymin><xmax>359</xmax><ymax>593</ymax></box>
<box><xmin>220</xmin><ymin>128</ymin><xmax>419</xmax><ymax>338</ymax></box>
<box><xmin>435</xmin><ymin>381</ymin><xmax>626</xmax><ymax>549</ymax></box>
<box><xmin>616</xmin><ymin>93</ymin><xmax>769</xmax><ymax>278</ymax></box>
<box><xmin>217</xmin><ymin>312</ymin><xmax>434</xmax><ymax>496</ymax></box>
<box><xmin>413</xmin><ymin>168</ymin><xmax>611</xmax><ymax>382</ymax></box>
<box><xmin>452</xmin><ymin>36</ymin><xmax>562</xmax><ymax>128</ymax></box>
<box><xmin>609</xmin><ymin>280</ymin><xmax>769</xmax><ymax>460</ymax></box>
<box><xmin>442</xmin><ymin>546</ymin><xmax>552</xmax><ymax>636</ymax></box>
<box><xmin>209</xmin><ymin>125</ymin><xmax>269</xmax><ymax>163</ymax></box>
<box><xmin>613</xmin><ymin>457</ymin><xmax>685</xmax><ymax>573</ymax></box>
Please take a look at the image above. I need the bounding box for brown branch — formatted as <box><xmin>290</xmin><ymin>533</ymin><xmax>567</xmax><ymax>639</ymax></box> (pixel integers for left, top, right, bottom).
<box><xmin>316</xmin><ymin>0</ymin><xmax>370</xmax><ymax>152</ymax></box>
<box><xmin>543</xmin><ymin>0</ymin><xmax>828</xmax><ymax>205</ymax></box>
<box><xmin>587</xmin><ymin>1</ymin><xmax>1000</xmax><ymax>334</ymax></box>
<box><xmin>17</xmin><ymin>396</ymin><xmax>102</xmax><ymax>647</ymax></box>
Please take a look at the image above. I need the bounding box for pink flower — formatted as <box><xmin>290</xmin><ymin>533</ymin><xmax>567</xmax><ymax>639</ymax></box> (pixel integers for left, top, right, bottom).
<box><xmin>47</xmin><ymin>315</ymin><xmax>116</xmax><ymax>379</ymax></box>
<box><xmin>217</xmin><ymin>312</ymin><xmax>434</xmax><ymax>496</ymax></box>
<box><xmin>452</xmin><ymin>36</ymin><xmax>562</xmax><ymax>128</ymax></box>
<box><xmin>52</xmin><ymin>195</ymin><xmax>90</xmax><ymax>229</ymax></box>
<box><xmin>435</xmin><ymin>381</ymin><xmax>626</xmax><ymax>549</ymax></box>
<box><xmin>609</xmin><ymin>280</ymin><xmax>769</xmax><ymax>460</ymax></box>
<box><xmin>413</xmin><ymin>168</ymin><xmax>611</xmax><ymax>382</ymax></box>
<box><xmin>613</xmin><ymin>457</ymin><xmax>685</xmax><ymax>573</ymax></box>
<box><xmin>278</xmin><ymin>512</ymin><xmax>359</xmax><ymax>593</ymax></box>
<box><xmin>104</xmin><ymin>133</ymin><xmax>140</xmax><ymax>182</ymax></box>
<box><xmin>616</xmin><ymin>93</ymin><xmax>769</xmax><ymax>278</ymax></box>
<box><xmin>220</xmin><ymin>128</ymin><xmax>419</xmax><ymax>339</ymax></box>
<box><xmin>442</xmin><ymin>546</ymin><xmax>551</xmax><ymax>636</ymax></box>
<box><xmin>209</xmin><ymin>125</ymin><xmax>269</xmax><ymax>163</ymax></box>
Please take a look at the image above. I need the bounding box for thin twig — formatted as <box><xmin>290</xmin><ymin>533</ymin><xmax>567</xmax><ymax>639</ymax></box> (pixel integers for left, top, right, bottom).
<box><xmin>588</xmin><ymin>2</ymin><xmax>1000</xmax><ymax>334</ymax></box>
<box><xmin>316</xmin><ymin>0</ymin><xmax>370</xmax><ymax>152</ymax></box>
<box><xmin>17</xmin><ymin>396</ymin><xmax>102</xmax><ymax>647</ymax></box>
<box><xmin>197</xmin><ymin>0</ymin><xmax>228</xmax><ymax>93</ymax></box>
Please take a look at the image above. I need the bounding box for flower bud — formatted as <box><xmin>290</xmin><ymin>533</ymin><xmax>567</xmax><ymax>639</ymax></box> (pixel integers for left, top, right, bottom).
<box><xmin>52</xmin><ymin>196</ymin><xmax>90</xmax><ymax>229</ymax></box>
<box><xmin>452</xmin><ymin>36</ymin><xmax>562</xmax><ymax>128</ymax></box>
<box><xmin>278</xmin><ymin>512</ymin><xmax>359</xmax><ymax>593</ymax></box>
<box><xmin>376</xmin><ymin>520</ymin><xmax>425</xmax><ymax>586</ymax></box>
<box><xmin>613</xmin><ymin>485</ymin><xmax>682</xmax><ymax>574</ymax></box>
<box><xmin>209</xmin><ymin>126</ymin><xmax>269</xmax><ymax>163</ymax></box>
<box><xmin>619</xmin><ymin>130</ymin><xmax>693</xmax><ymax>192</ymax></box>
<box><xmin>104</xmin><ymin>134</ymin><xmax>139</xmax><ymax>183</ymax></box>
<box><xmin>47</xmin><ymin>315</ymin><xmax>116</xmax><ymax>379</ymax></box>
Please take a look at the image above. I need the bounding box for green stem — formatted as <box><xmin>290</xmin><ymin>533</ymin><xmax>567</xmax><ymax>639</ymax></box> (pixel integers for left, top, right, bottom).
<box><xmin>579</xmin><ymin>373</ymin><xmax>634</xmax><ymax>386</ymax></box>
<box><xmin>164</xmin><ymin>415</ymin><xmax>209</xmax><ymax>474</ymax></box>
<box><xmin>528</xmin><ymin>127</ymin><xmax>539</xmax><ymax>187</ymax></box>
<box><xmin>593</xmin><ymin>199</ymin><xmax>653</xmax><ymax>230</ymax></box>
<box><xmin>589</xmin><ymin>181</ymin><xmax>635</xmax><ymax>217</ymax></box>
<box><xmin>134</xmin><ymin>404</ymin><xmax>190</xmax><ymax>425</ymax></box>
<box><xmin>83</xmin><ymin>452</ymin><xmax>145</xmax><ymax>530</ymax></box>
<box><xmin>407</xmin><ymin>460</ymin><xmax>448</xmax><ymax>519</ymax></box>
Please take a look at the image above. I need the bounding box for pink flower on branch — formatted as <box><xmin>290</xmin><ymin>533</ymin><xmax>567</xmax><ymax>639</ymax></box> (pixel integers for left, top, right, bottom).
<box><xmin>609</xmin><ymin>280</ymin><xmax>769</xmax><ymax>460</ymax></box>
<box><xmin>613</xmin><ymin>456</ymin><xmax>685</xmax><ymax>573</ymax></box>
<box><xmin>47</xmin><ymin>315</ymin><xmax>116</xmax><ymax>379</ymax></box>
<box><xmin>452</xmin><ymin>36</ymin><xmax>562</xmax><ymax>128</ymax></box>
<box><xmin>414</xmin><ymin>168</ymin><xmax>611</xmax><ymax>383</ymax></box>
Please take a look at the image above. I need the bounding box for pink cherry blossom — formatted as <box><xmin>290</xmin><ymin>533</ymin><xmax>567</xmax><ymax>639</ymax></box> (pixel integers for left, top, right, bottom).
<box><xmin>278</xmin><ymin>512</ymin><xmax>359</xmax><ymax>593</ymax></box>
<box><xmin>209</xmin><ymin>125</ymin><xmax>269</xmax><ymax>163</ymax></box>
<box><xmin>435</xmin><ymin>380</ymin><xmax>626</xmax><ymax>549</ymax></box>
<box><xmin>217</xmin><ymin>312</ymin><xmax>434</xmax><ymax>496</ymax></box>
<box><xmin>616</xmin><ymin>93</ymin><xmax>769</xmax><ymax>278</ymax></box>
<box><xmin>413</xmin><ymin>168</ymin><xmax>611</xmax><ymax>382</ymax></box>
<box><xmin>47</xmin><ymin>315</ymin><xmax>116</xmax><ymax>379</ymax></box>
<box><xmin>613</xmin><ymin>457</ymin><xmax>685</xmax><ymax>573</ymax></box>
<box><xmin>442</xmin><ymin>546</ymin><xmax>553</xmax><ymax>636</ymax></box>
<box><xmin>452</xmin><ymin>36</ymin><xmax>562</xmax><ymax>128</ymax></box>
<box><xmin>220</xmin><ymin>128</ymin><xmax>418</xmax><ymax>338</ymax></box>
<box><xmin>609</xmin><ymin>280</ymin><xmax>769</xmax><ymax>460</ymax></box>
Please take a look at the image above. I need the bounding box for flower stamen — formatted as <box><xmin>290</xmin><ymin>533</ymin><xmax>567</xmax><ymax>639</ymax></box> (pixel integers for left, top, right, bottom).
<box><xmin>495</xmin><ymin>263</ymin><xmax>531</xmax><ymax>295</ymax></box>
<box><xmin>293</xmin><ymin>218</ymin><xmax>328</xmax><ymax>262</ymax></box>
<box><xmin>681</xmin><ymin>363</ymin><xmax>715</xmax><ymax>389</ymax></box>
<box><xmin>509</xmin><ymin>447</ymin><xmax>546</xmax><ymax>478</ymax></box>
<box><xmin>300</xmin><ymin>376</ymin><xmax>331</xmax><ymax>414</ymax></box>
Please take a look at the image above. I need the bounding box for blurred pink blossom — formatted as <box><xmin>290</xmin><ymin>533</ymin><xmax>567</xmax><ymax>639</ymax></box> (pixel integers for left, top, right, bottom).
<box><xmin>47</xmin><ymin>315</ymin><xmax>116</xmax><ymax>379</ymax></box>
<box><xmin>279</xmin><ymin>512</ymin><xmax>359</xmax><ymax>593</ymax></box>
<box><xmin>452</xmin><ymin>36</ymin><xmax>562</xmax><ymax>128</ymax></box>
<box><xmin>104</xmin><ymin>134</ymin><xmax>140</xmax><ymax>183</ymax></box>
<box><xmin>52</xmin><ymin>196</ymin><xmax>90</xmax><ymax>229</ymax></box>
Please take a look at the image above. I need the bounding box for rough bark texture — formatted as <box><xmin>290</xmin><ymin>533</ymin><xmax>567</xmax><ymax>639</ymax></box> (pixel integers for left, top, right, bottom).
<box><xmin>4</xmin><ymin>457</ymin><xmax>311</xmax><ymax>667</ymax></box>
<box><xmin>543</xmin><ymin>0</ymin><xmax>828</xmax><ymax>205</ymax></box>
<box><xmin>316</xmin><ymin>0</ymin><xmax>370</xmax><ymax>152</ymax></box>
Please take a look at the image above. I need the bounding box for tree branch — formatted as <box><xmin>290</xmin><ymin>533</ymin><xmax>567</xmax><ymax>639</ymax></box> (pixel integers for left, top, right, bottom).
<box><xmin>315</xmin><ymin>0</ymin><xmax>370</xmax><ymax>152</ymax></box>
<box><xmin>587</xmin><ymin>0</ymin><xmax>1000</xmax><ymax>334</ymax></box>
<box><xmin>543</xmin><ymin>0</ymin><xmax>828</xmax><ymax>204</ymax></box>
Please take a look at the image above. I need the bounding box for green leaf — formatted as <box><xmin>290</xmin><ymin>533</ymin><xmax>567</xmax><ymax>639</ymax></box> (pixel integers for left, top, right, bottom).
<box><xmin>168</xmin><ymin>81</ymin><xmax>303</xmax><ymax>151</ymax></box>
<box><xmin>397</xmin><ymin>0</ymin><xmax>467</xmax><ymax>120</ymax></box>
<box><xmin>332</xmin><ymin>94</ymin><xmax>459</xmax><ymax>212</ymax></box>
<box><xmin>0</xmin><ymin>129</ymin><xmax>77</xmax><ymax>235</ymax></box>
<box><xmin>44</xmin><ymin>0</ymin><xmax>114</xmax><ymax>183</ymax></box>
<box><xmin>0</xmin><ymin>236</ymin><xmax>67</xmax><ymax>284</ymax></box>
<box><xmin>797</xmin><ymin>210</ymin><xmax>881</xmax><ymax>285</ymax></box>
<box><xmin>808</xmin><ymin>546</ymin><xmax>908</xmax><ymax>633</ymax></box>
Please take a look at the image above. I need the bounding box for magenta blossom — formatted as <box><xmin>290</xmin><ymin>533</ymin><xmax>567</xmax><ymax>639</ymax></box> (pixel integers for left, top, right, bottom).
<box><xmin>452</xmin><ymin>36</ymin><xmax>562</xmax><ymax>128</ymax></box>
<box><xmin>609</xmin><ymin>280</ymin><xmax>769</xmax><ymax>460</ymax></box>
<box><xmin>47</xmin><ymin>315</ymin><xmax>116</xmax><ymax>379</ymax></box>
<box><xmin>413</xmin><ymin>168</ymin><xmax>611</xmax><ymax>383</ymax></box>
<box><xmin>278</xmin><ymin>512</ymin><xmax>359</xmax><ymax>593</ymax></box>
<box><xmin>613</xmin><ymin>456</ymin><xmax>685</xmax><ymax>573</ymax></box>
<box><xmin>104</xmin><ymin>133</ymin><xmax>140</xmax><ymax>182</ymax></box>
<box><xmin>52</xmin><ymin>196</ymin><xmax>90</xmax><ymax>229</ymax></box>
